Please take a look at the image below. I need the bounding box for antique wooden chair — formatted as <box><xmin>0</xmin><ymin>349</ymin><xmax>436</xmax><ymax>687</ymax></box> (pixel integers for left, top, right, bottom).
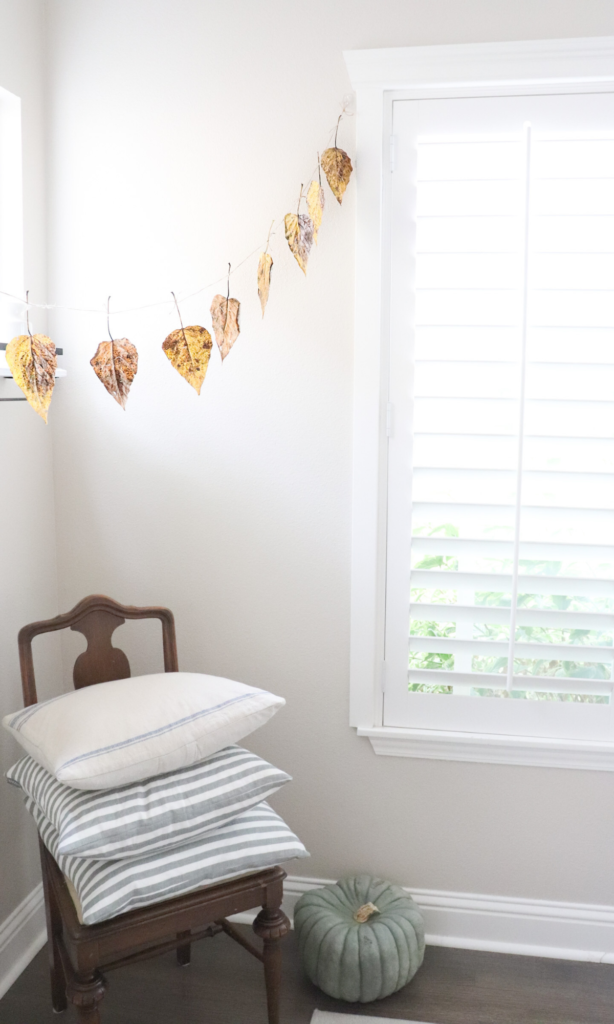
<box><xmin>17</xmin><ymin>594</ymin><xmax>290</xmax><ymax>1023</ymax></box>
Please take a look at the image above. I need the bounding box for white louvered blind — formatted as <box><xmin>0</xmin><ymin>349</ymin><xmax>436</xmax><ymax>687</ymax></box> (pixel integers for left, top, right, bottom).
<box><xmin>407</xmin><ymin>127</ymin><xmax>614</xmax><ymax>704</ymax></box>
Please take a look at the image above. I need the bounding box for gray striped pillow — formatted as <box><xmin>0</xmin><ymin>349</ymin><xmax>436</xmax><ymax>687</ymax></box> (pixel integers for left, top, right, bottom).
<box><xmin>27</xmin><ymin>798</ymin><xmax>308</xmax><ymax>925</ymax></box>
<box><xmin>7</xmin><ymin>746</ymin><xmax>290</xmax><ymax>859</ymax></box>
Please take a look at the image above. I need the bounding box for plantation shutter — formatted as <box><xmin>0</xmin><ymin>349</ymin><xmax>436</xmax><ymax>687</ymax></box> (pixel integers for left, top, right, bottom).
<box><xmin>384</xmin><ymin>92</ymin><xmax>614</xmax><ymax>733</ymax></box>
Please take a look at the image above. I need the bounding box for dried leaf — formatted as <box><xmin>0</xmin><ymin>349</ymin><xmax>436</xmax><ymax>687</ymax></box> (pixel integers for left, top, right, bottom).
<box><xmin>6</xmin><ymin>333</ymin><xmax>56</xmax><ymax>422</ymax></box>
<box><xmin>162</xmin><ymin>325</ymin><xmax>212</xmax><ymax>394</ymax></box>
<box><xmin>257</xmin><ymin>252</ymin><xmax>273</xmax><ymax>317</ymax></box>
<box><xmin>284</xmin><ymin>213</ymin><xmax>314</xmax><ymax>274</ymax></box>
<box><xmin>307</xmin><ymin>180</ymin><xmax>325</xmax><ymax>243</ymax></box>
<box><xmin>321</xmin><ymin>147</ymin><xmax>353</xmax><ymax>204</ymax></box>
<box><xmin>210</xmin><ymin>295</ymin><xmax>240</xmax><ymax>360</ymax></box>
<box><xmin>90</xmin><ymin>338</ymin><xmax>138</xmax><ymax>409</ymax></box>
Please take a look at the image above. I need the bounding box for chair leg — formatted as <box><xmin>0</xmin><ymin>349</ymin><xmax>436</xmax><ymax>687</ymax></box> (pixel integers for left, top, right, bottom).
<box><xmin>253</xmin><ymin>905</ymin><xmax>290</xmax><ymax>1024</ymax></box>
<box><xmin>66</xmin><ymin>970</ymin><xmax>107</xmax><ymax>1023</ymax></box>
<box><xmin>176</xmin><ymin>930</ymin><xmax>191</xmax><ymax>965</ymax></box>
<box><xmin>39</xmin><ymin>840</ymin><xmax>67</xmax><ymax>1012</ymax></box>
<box><xmin>49</xmin><ymin>929</ymin><xmax>68</xmax><ymax>1012</ymax></box>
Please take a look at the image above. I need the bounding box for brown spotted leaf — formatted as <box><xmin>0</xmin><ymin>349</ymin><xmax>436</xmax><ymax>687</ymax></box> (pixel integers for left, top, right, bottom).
<box><xmin>90</xmin><ymin>338</ymin><xmax>138</xmax><ymax>410</ymax></box>
<box><xmin>162</xmin><ymin>325</ymin><xmax>212</xmax><ymax>394</ymax></box>
<box><xmin>257</xmin><ymin>252</ymin><xmax>273</xmax><ymax>317</ymax></box>
<box><xmin>284</xmin><ymin>213</ymin><xmax>313</xmax><ymax>274</ymax></box>
<box><xmin>6</xmin><ymin>333</ymin><xmax>56</xmax><ymax>422</ymax></box>
<box><xmin>321</xmin><ymin>147</ymin><xmax>353</xmax><ymax>204</ymax></box>
<box><xmin>210</xmin><ymin>295</ymin><xmax>240</xmax><ymax>360</ymax></box>
<box><xmin>307</xmin><ymin>180</ymin><xmax>325</xmax><ymax>243</ymax></box>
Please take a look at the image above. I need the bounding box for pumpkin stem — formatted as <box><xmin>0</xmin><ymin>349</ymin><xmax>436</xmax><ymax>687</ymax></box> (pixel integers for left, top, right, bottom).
<box><xmin>353</xmin><ymin>902</ymin><xmax>380</xmax><ymax>923</ymax></box>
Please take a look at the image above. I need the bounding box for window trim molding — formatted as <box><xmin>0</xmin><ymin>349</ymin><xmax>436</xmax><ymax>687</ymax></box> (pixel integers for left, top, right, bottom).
<box><xmin>344</xmin><ymin>35</ymin><xmax>614</xmax><ymax>770</ymax></box>
<box><xmin>0</xmin><ymin>85</ymin><xmax>24</xmax><ymax>341</ymax></box>
<box><xmin>357</xmin><ymin>727</ymin><xmax>614</xmax><ymax>771</ymax></box>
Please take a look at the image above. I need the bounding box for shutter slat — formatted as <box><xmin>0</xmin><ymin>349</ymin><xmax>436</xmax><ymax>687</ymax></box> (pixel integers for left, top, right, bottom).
<box><xmin>415</xmin><ymin>394</ymin><xmax>614</xmax><ymax>406</ymax></box>
<box><xmin>410</xmin><ymin>603</ymin><xmax>614</xmax><ymax>630</ymax></box>
<box><xmin>411</xmin><ymin>569</ymin><xmax>614</xmax><ymax>597</ymax></box>
<box><xmin>415</xmin><ymin>467</ymin><xmax>614</xmax><ymax>483</ymax></box>
<box><xmin>408</xmin><ymin>668</ymin><xmax>613</xmax><ymax>696</ymax></box>
<box><xmin>409</xmin><ymin>635</ymin><xmax>614</xmax><ymax>662</ymax></box>
<box><xmin>413</xmin><ymin>501</ymin><xmax>613</xmax><ymax>519</ymax></box>
<box><xmin>411</xmin><ymin>536</ymin><xmax>614</xmax><ymax>560</ymax></box>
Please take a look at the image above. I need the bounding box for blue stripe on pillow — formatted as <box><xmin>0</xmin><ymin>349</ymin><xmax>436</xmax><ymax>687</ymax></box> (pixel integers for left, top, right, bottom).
<box><xmin>57</xmin><ymin>693</ymin><xmax>258</xmax><ymax>772</ymax></box>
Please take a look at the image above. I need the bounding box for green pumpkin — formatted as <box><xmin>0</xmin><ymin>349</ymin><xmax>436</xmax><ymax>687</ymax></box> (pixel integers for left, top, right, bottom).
<box><xmin>294</xmin><ymin>875</ymin><xmax>425</xmax><ymax>1003</ymax></box>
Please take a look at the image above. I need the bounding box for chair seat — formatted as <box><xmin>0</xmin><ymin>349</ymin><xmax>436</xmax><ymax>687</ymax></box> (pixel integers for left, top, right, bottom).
<box><xmin>44</xmin><ymin>842</ymin><xmax>286</xmax><ymax>960</ymax></box>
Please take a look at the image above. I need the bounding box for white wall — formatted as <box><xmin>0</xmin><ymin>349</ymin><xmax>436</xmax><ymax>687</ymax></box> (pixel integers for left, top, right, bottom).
<box><xmin>45</xmin><ymin>0</ymin><xmax>614</xmax><ymax>913</ymax></box>
<box><xmin>0</xmin><ymin>0</ymin><xmax>61</xmax><ymax>924</ymax></box>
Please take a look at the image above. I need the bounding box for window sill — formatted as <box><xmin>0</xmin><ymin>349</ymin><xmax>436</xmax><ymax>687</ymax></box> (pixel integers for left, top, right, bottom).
<box><xmin>357</xmin><ymin>726</ymin><xmax>614</xmax><ymax>771</ymax></box>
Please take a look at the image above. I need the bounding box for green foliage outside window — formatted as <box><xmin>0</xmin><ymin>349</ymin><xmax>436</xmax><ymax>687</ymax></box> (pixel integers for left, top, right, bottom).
<box><xmin>408</xmin><ymin>524</ymin><xmax>612</xmax><ymax>703</ymax></box>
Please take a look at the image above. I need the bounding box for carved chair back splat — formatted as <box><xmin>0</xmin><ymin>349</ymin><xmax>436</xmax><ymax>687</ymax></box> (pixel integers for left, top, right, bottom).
<box><xmin>17</xmin><ymin>595</ymin><xmax>290</xmax><ymax>1024</ymax></box>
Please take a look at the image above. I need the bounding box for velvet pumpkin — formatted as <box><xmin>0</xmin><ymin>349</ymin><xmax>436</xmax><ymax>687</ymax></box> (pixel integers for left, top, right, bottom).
<box><xmin>294</xmin><ymin>875</ymin><xmax>425</xmax><ymax>1003</ymax></box>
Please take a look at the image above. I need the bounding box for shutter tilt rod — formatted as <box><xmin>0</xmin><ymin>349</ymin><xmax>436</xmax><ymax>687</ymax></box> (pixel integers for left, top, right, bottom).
<box><xmin>506</xmin><ymin>123</ymin><xmax>532</xmax><ymax>693</ymax></box>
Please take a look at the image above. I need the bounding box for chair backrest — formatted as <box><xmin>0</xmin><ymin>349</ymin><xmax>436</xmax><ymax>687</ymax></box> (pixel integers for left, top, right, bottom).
<box><xmin>18</xmin><ymin>594</ymin><xmax>178</xmax><ymax>707</ymax></box>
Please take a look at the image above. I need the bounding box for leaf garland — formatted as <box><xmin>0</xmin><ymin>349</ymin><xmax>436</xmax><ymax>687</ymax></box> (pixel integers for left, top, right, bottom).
<box><xmin>6</xmin><ymin>333</ymin><xmax>56</xmax><ymax>422</ymax></box>
<box><xmin>163</xmin><ymin>324</ymin><xmax>213</xmax><ymax>394</ymax></box>
<box><xmin>90</xmin><ymin>338</ymin><xmax>138</xmax><ymax>409</ymax></box>
<box><xmin>307</xmin><ymin>178</ymin><xmax>325</xmax><ymax>244</ymax></box>
<box><xmin>321</xmin><ymin>146</ymin><xmax>353</xmax><ymax>204</ymax></box>
<box><xmin>257</xmin><ymin>252</ymin><xmax>273</xmax><ymax>318</ymax></box>
<box><xmin>285</xmin><ymin>213</ymin><xmax>314</xmax><ymax>274</ymax></box>
<box><xmin>8</xmin><ymin>108</ymin><xmax>355</xmax><ymax>416</ymax></box>
<box><xmin>211</xmin><ymin>294</ymin><xmax>241</xmax><ymax>360</ymax></box>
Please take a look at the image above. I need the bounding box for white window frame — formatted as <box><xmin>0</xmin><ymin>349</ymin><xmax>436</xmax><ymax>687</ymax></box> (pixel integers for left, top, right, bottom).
<box><xmin>0</xmin><ymin>85</ymin><xmax>24</xmax><ymax>373</ymax></box>
<box><xmin>345</xmin><ymin>36</ymin><xmax>614</xmax><ymax>771</ymax></box>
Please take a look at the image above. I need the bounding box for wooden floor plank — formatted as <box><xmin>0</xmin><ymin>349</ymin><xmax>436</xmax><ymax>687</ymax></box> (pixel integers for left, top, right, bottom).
<box><xmin>1</xmin><ymin>929</ymin><xmax>614</xmax><ymax>1023</ymax></box>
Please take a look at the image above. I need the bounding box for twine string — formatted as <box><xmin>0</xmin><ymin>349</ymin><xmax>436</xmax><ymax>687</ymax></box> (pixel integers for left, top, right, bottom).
<box><xmin>0</xmin><ymin>108</ymin><xmax>350</xmax><ymax>326</ymax></box>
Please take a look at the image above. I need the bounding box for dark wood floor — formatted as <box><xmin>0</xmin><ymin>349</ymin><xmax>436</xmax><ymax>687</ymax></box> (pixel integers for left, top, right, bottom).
<box><xmin>1</xmin><ymin>929</ymin><xmax>614</xmax><ymax>1024</ymax></box>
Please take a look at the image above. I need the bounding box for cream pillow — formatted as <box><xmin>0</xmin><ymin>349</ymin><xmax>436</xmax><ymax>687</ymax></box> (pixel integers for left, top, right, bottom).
<box><xmin>3</xmin><ymin>672</ymin><xmax>284</xmax><ymax>790</ymax></box>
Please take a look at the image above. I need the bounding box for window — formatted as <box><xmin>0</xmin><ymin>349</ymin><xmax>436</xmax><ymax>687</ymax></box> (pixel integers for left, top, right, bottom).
<box><xmin>0</xmin><ymin>85</ymin><xmax>24</xmax><ymax>383</ymax></box>
<box><xmin>346</xmin><ymin>38</ymin><xmax>614</xmax><ymax>768</ymax></box>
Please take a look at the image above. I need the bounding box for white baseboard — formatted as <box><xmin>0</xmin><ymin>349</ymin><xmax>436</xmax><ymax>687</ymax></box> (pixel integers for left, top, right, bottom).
<box><xmin>232</xmin><ymin>875</ymin><xmax>614</xmax><ymax>964</ymax></box>
<box><xmin>4</xmin><ymin>874</ymin><xmax>613</xmax><ymax>1000</ymax></box>
<box><xmin>0</xmin><ymin>883</ymin><xmax>46</xmax><ymax>1001</ymax></box>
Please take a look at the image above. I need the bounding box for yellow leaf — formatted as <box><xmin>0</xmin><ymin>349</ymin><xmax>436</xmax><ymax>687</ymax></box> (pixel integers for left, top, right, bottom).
<box><xmin>257</xmin><ymin>252</ymin><xmax>273</xmax><ymax>318</ymax></box>
<box><xmin>307</xmin><ymin>181</ymin><xmax>325</xmax><ymax>243</ymax></box>
<box><xmin>210</xmin><ymin>295</ymin><xmax>240</xmax><ymax>360</ymax></box>
<box><xmin>90</xmin><ymin>338</ymin><xmax>138</xmax><ymax>410</ymax></box>
<box><xmin>321</xmin><ymin>147</ymin><xmax>353</xmax><ymax>204</ymax></box>
<box><xmin>284</xmin><ymin>213</ymin><xmax>314</xmax><ymax>274</ymax></box>
<box><xmin>162</xmin><ymin>325</ymin><xmax>212</xmax><ymax>394</ymax></box>
<box><xmin>6</xmin><ymin>333</ymin><xmax>56</xmax><ymax>422</ymax></box>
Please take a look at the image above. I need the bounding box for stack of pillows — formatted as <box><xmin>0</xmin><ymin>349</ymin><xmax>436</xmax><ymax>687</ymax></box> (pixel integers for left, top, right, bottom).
<box><xmin>3</xmin><ymin>671</ymin><xmax>308</xmax><ymax>925</ymax></box>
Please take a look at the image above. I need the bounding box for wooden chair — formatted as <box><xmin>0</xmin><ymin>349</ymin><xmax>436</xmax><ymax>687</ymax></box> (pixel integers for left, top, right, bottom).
<box><xmin>17</xmin><ymin>594</ymin><xmax>290</xmax><ymax>1023</ymax></box>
